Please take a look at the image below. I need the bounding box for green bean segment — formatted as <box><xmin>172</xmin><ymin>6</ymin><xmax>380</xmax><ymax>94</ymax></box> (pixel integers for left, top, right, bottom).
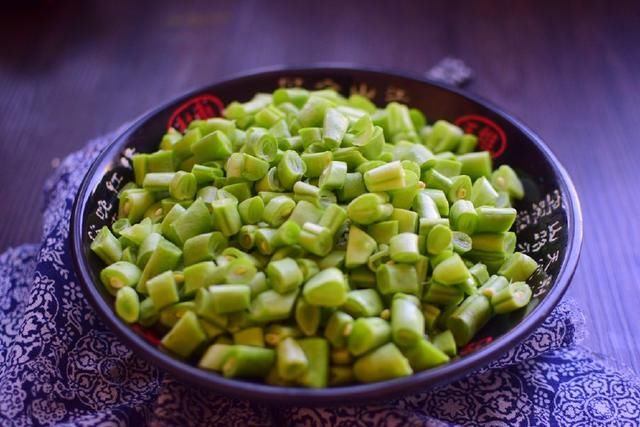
<box><xmin>348</xmin><ymin>317</ymin><xmax>391</xmax><ymax>356</ymax></box>
<box><xmin>93</xmin><ymin>88</ymin><xmax>535</xmax><ymax>388</ymax></box>
<box><xmin>391</xmin><ymin>294</ymin><xmax>424</xmax><ymax>347</ymax></box>
<box><xmin>491</xmin><ymin>282</ymin><xmax>533</xmax><ymax>314</ymax></box>
<box><xmin>353</xmin><ymin>343</ymin><xmax>412</xmax><ymax>383</ymax></box>
<box><xmin>115</xmin><ymin>287</ymin><xmax>140</xmax><ymax>323</ymax></box>
<box><xmin>276</xmin><ymin>337</ymin><xmax>309</xmax><ymax>380</ymax></box>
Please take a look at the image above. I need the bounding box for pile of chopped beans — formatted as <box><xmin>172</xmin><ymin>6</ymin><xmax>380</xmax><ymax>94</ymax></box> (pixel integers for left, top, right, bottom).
<box><xmin>91</xmin><ymin>88</ymin><xmax>538</xmax><ymax>387</ymax></box>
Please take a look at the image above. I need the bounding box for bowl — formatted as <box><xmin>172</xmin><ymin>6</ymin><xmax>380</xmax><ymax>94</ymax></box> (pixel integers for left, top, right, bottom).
<box><xmin>71</xmin><ymin>66</ymin><xmax>582</xmax><ymax>405</ymax></box>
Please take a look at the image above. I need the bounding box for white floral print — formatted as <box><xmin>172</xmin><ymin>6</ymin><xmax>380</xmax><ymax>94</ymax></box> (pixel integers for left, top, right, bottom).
<box><xmin>0</xmin><ymin>130</ymin><xmax>637</xmax><ymax>426</ymax></box>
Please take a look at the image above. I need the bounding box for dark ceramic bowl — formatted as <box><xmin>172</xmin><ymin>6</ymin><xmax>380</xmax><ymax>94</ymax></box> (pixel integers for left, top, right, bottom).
<box><xmin>71</xmin><ymin>66</ymin><xmax>582</xmax><ymax>405</ymax></box>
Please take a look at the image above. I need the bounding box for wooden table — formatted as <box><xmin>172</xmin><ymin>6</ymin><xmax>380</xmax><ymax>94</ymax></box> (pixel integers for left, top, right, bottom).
<box><xmin>1</xmin><ymin>0</ymin><xmax>638</xmax><ymax>372</ymax></box>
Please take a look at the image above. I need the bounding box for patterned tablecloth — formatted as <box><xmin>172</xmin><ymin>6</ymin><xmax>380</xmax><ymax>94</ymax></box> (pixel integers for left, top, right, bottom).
<box><xmin>0</xmin><ymin>126</ymin><xmax>638</xmax><ymax>426</ymax></box>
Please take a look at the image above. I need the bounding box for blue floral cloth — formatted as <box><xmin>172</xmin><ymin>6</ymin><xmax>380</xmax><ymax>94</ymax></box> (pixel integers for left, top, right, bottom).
<box><xmin>0</xmin><ymin>130</ymin><xmax>638</xmax><ymax>427</ymax></box>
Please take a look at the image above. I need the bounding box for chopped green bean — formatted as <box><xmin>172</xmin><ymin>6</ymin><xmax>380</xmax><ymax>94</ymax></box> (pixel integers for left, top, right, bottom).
<box><xmin>413</xmin><ymin>190</ymin><xmax>441</xmax><ymax>220</ymax></box>
<box><xmin>423</xmin><ymin>281</ymin><xmax>464</xmax><ymax>305</ymax></box>
<box><xmin>183</xmin><ymin>232</ymin><xmax>227</xmax><ymax>266</ymax></box>
<box><xmin>276</xmin><ymin>337</ymin><xmax>308</xmax><ymax>380</ymax></box>
<box><xmin>403</xmin><ymin>338</ymin><xmax>449</xmax><ymax>371</ymax></box>
<box><xmin>432</xmin><ymin>330</ymin><xmax>457</xmax><ymax>357</ymax></box>
<box><xmin>233</xmin><ymin>326</ymin><xmax>265</xmax><ymax>347</ymax></box>
<box><xmin>253</xmin><ymin>228</ymin><xmax>278</xmax><ymax>255</ymax></box>
<box><xmin>367</xmin><ymin>221</ymin><xmax>399</xmax><ymax>245</ymax></box>
<box><xmin>476</xmin><ymin>206</ymin><xmax>517</xmax><ymax>233</ymax></box>
<box><xmin>183</xmin><ymin>261</ymin><xmax>224</xmax><ymax>296</ymax></box>
<box><xmin>192</xmin><ymin>131</ymin><xmax>233</xmax><ymax>162</ymax></box>
<box><xmin>263</xmin><ymin>195</ymin><xmax>296</xmax><ymax>227</ymax></box>
<box><xmin>147</xmin><ymin>150</ymin><xmax>175</xmax><ymax>172</ymax></box>
<box><xmin>267</xmin><ymin>257</ymin><xmax>303</xmax><ymax>294</ymax></box>
<box><xmin>337</xmin><ymin>172</ymin><xmax>366</xmax><ymax>202</ymax></box>
<box><xmin>159</xmin><ymin>301</ymin><xmax>195</xmax><ymax>328</ymax></box>
<box><xmin>255</xmin><ymin>167</ymin><xmax>284</xmax><ymax>193</ymax></box>
<box><xmin>225</xmin><ymin>257</ymin><xmax>257</xmax><ymax>284</ymax></box>
<box><xmin>277</xmin><ymin>150</ymin><xmax>306</xmax><ymax>190</ymax></box>
<box><xmin>345</xmin><ymin>226</ymin><xmax>378</xmax><ymax>268</ymax></box>
<box><xmin>146</xmin><ymin>270</ymin><xmax>179</xmax><ymax>310</ymax></box>
<box><xmin>447</xmin><ymin>294</ymin><xmax>492</xmax><ymax>346</ymax></box>
<box><xmin>450</xmin><ymin>200</ymin><xmax>478</xmax><ymax>234</ymax></box>
<box><xmin>136</xmin><ymin>239</ymin><xmax>182</xmax><ymax>294</ymax></box>
<box><xmin>470</xmin><ymin>176</ymin><xmax>499</xmax><ymax>207</ymax></box>
<box><xmin>273</xmin><ymin>220</ymin><xmax>300</xmax><ymax>247</ymax></box>
<box><xmin>342</xmin><ymin>289</ymin><xmax>384</xmax><ymax>318</ymax></box>
<box><xmin>319</xmin><ymin>160</ymin><xmax>348</xmax><ymax>191</ymax></box>
<box><xmin>491</xmin><ymin>281</ymin><xmax>533</xmax><ymax>314</ymax></box>
<box><xmin>244</xmin><ymin>127</ymin><xmax>278</xmax><ymax>162</ymax></box>
<box><xmin>301</xmin><ymin>256</ymin><xmax>331</xmax><ymax>278</ymax></box>
<box><xmin>498</xmin><ymin>252</ymin><xmax>539</xmax><ymax>281</ymax></box>
<box><xmin>167</xmin><ymin>198</ymin><xmax>212</xmax><ymax>245</ymax></box>
<box><xmin>273</xmin><ymin>88</ymin><xmax>309</xmax><ymax>107</ymax></box>
<box><xmin>199</xmin><ymin>343</ymin><xmax>233</xmax><ymax>371</ymax></box>
<box><xmin>192</xmin><ymin>163</ymin><xmax>221</xmax><ymax>184</ymax></box>
<box><xmin>329</xmin><ymin>366</ymin><xmax>355</xmax><ymax>386</ymax></box>
<box><xmin>458</xmin><ymin>151</ymin><xmax>492</xmax><ymax>180</ymax></box>
<box><xmin>115</xmin><ymin>287</ymin><xmax>139</xmax><ymax>323</ymax></box>
<box><xmin>249</xmin><ymin>289</ymin><xmax>298</xmax><ymax>322</ymax></box>
<box><xmin>470</xmin><ymin>232</ymin><xmax>517</xmax><ymax>255</ymax></box>
<box><xmin>324</xmin><ymin>311</ymin><xmax>355</xmax><ymax>348</ymax></box>
<box><xmin>100</xmin><ymin>261</ymin><xmax>141</xmax><ymax>295</ymax></box>
<box><xmin>377</xmin><ymin>263</ymin><xmax>420</xmax><ymax>296</ymax></box>
<box><xmin>390</xmin><ymin>208</ymin><xmax>418</xmax><ymax>234</ymax></box>
<box><xmin>479</xmin><ymin>275</ymin><xmax>510</xmax><ymax>299</ymax></box>
<box><xmin>432</xmin><ymin>253</ymin><xmax>472</xmax><ymax>286</ymax></box>
<box><xmin>422</xmin><ymin>168</ymin><xmax>452</xmax><ymax>193</ymax></box>
<box><xmin>296</xmin><ymin>338</ymin><xmax>329</xmax><ymax>388</ymax></box>
<box><xmin>456</xmin><ymin>134</ymin><xmax>478</xmax><ymax>154</ymax></box>
<box><xmin>222</xmin><ymin>345</ymin><xmax>275</xmax><ymax>379</ymax></box>
<box><xmin>323</xmin><ymin>108</ymin><xmax>349</xmax><ymax>148</ymax></box>
<box><xmin>451</xmin><ymin>231</ymin><xmax>472</xmax><ymax>254</ymax></box>
<box><xmin>347</xmin><ymin>193</ymin><xmax>393</xmax><ymax>225</ymax></box>
<box><xmin>295</xmin><ymin>298</ymin><xmax>321</xmax><ymax>336</ymax></box>
<box><xmin>491</xmin><ymin>165</ymin><xmax>524</xmax><ymax>200</ymax></box>
<box><xmin>301</xmin><ymin>151</ymin><xmax>333</xmax><ymax>178</ymax></box>
<box><xmin>389</xmin><ymin>232</ymin><xmax>420</xmax><ymax>263</ymax></box>
<box><xmin>208</xmin><ymin>285</ymin><xmax>251</xmax><ymax>314</ymax></box>
<box><xmin>91</xmin><ymin>226</ymin><xmax>123</xmax><ymax>265</ymax></box>
<box><xmin>348</xmin><ymin>317</ymin><xmax>391</xmax><ymax>356</ymax></box>
<box><xmin>211</xmin><ymin>198</ymin><xmax>242</xmax><ymax>237</ymax></box>
<box><xmin>426</xmin><ymin>224</ymin><xmax>453</xmax><ymax>256</ymax></box>
<box><xmin>288</xmin><ymin>200</ymin><xmax>324</xmax><ymax>226</ymax></box>
<box><xmin>353</xmin><ymin>343</ymin><xmax>412</xmax><ymax>383</ymax></box>
<box><xmin>469</xmin><ymin>263</ymin><xmax>491</xmax><ymax>285</ymax></box>
<box><xmin>299</xmin><ymin>223</ymin><xmax>333</xmax><ymax>256</ymax></box>
<box><xmin>496</xmin><ymin>191</ymin><xmax>512</xmax><ymax>208</ymax></box>
<box><xmin>364</xmin><ymin>161</ymin><xmax>407</xmax><ymax>192</ymax></box>
<box><xmin>391</xmin><ymin>294</ymin><xmax>424</xmax><ymax>347</ymax></box>
<box><xmin>303</xmin><ymin>268</ymin><xmax>348</xmax><ymax>307</ymax></box>
<box><xmin>429</xmin><ymin>158</ymin><xmax>462</xmax><ymax>177</ymax></box>
<box><xmin>161</xmin><ymin>311</ymin><xmax>207</xmax><ymax>359</ymax></box>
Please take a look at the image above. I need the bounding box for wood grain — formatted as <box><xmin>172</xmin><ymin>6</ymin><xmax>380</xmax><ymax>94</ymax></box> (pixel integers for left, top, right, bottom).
<box><xmin>1</xmin><ymin>0</ymin><xmax>638</xmax><ymax>372</ymax></box>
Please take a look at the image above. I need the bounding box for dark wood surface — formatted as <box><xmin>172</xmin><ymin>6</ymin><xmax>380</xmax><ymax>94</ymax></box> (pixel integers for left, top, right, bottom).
<box><xmin>1</xmin><ymin>0</ymin><xmax>639</xmax><ymax>372</ymax></box>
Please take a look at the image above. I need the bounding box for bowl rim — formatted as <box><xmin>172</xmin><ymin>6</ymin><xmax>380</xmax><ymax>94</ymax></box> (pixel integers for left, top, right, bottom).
<box><xmin>71</xmin><ymin>64</ymin><xmax>583</xmax><ymax>405</ymax></box>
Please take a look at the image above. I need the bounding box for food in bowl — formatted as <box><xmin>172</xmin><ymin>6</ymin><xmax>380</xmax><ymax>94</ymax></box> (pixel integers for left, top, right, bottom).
<box><xmin>90</xmin><ymin>87</ymin><xmax>538</xmax><ymax>388</ymax></box>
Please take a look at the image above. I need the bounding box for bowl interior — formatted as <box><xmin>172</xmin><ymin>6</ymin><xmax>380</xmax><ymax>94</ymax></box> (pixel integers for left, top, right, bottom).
<box><xmin>72</xmin><ymin>67</ymin><xmax>581</xmax><ymax>404</ymax></box>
